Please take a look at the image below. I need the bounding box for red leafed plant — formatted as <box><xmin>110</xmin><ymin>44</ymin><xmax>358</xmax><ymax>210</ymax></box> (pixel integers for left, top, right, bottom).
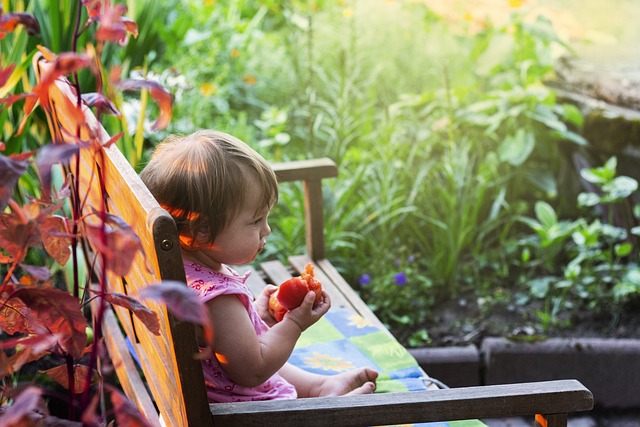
<box><xmin>0</xmin><ymin>2</ymin><xmax>206</xmax><ymax>425</ymax></box>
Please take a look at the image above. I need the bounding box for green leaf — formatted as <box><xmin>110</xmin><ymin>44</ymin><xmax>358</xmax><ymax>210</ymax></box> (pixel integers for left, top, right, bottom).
<box><xmin>274</xmin><ymin>132</ymin><xmax>291</xmax><ymax>145</ymax></box>
<box><xmin>559</xmin><ymin>103</ymin><xmax>584</xmax><ymax>127</ymax></box>
<box><xmin>529</xmin><ymin>277</ymin><xmax>551</xmax><ymax>298</ymax></box>
<box><xmin>577</xmin><ymin>192</ymin><xmax>600</xmax><ymax>207</ymax></box>
<box><xmin>614</xmin><ymin>242</ymin><xmax>633</xmax><ymax>257</ymax></box>
<box><xmin>498</xmin><ymin>129</ymin><xmax>534</xmax><ymax>166</ymax></box>
<box><xmin>557</xmin><ymin>130</ymin><xmax>588</xmax><ymax>146</ymax></box>
<box><xmin>602</xmin><ymin>176</ymin><xmax>638</xmax><ymax>201</ymax></box>
<box><xmin>580</xmin><ymin>157</ymin><xmax>617</xmax><ymax>184</ymax></box>
<box><xmin>535</xmin><ymin>201</ymin><xmax>557</xmax><ymax>229</ymax></box>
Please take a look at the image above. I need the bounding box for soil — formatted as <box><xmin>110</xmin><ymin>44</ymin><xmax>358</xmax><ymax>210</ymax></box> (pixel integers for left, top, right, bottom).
<box><xmin>398</xmin><ymin>292</ymin><xmax>640</xmax><ymax>348</ymax></box>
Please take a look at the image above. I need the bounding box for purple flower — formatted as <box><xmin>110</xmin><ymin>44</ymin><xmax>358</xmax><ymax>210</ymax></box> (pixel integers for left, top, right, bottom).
<box><xmin>393</xmin><ymin>272</ymin><xmax>407</xmax><ymax>286</ymax></box>
<box><xmin>359</xmin><ymin>274</ymin><xmax>371</xmax><ymax>286</ymax></box>
<box><xmin>407</xmin><ymin>255</ymin><xmax>415</xmax><ymax>263</ymax></box>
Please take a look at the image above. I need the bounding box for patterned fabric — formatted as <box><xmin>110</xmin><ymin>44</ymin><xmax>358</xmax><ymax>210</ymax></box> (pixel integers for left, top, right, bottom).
<box><xmin>290</xmin><ymin>308</ymin><xmax>487</xmax><ymax>427</ymax></box>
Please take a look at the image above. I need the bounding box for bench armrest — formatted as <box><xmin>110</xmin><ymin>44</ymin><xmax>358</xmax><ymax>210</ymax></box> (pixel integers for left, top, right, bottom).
<box><xmin>271</xmin><ymin>158</ymin><xmax>338</xmax><ymax>259</ymax></box>
<box><xmin>210</xmin><ymin>379</ymin><xmax>594</xmax><ymax>427</ymax></box>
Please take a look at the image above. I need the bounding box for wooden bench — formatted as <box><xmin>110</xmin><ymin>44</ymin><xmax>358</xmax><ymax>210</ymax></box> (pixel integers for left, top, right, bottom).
<box><xmin>34</xmin><ymin>52</ymin><xmax>594</xmax><ymax>427</ymax></box>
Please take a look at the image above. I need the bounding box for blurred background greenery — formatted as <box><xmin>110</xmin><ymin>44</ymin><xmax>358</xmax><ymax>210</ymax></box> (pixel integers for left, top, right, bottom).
<box><xmin>3</xmin><ymin>0</ymin><xmax>639</xmax><ymax>346</ymax></box>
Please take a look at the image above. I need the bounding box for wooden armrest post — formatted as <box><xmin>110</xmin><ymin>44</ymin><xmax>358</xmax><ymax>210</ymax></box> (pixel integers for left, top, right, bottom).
<box><xmin>272</xmin><ymin>158</ymin><xmax>338</xmax><ymax>261</ymax></box>
<box><xmin>303</xmin><ymin>178</ymin><xmax>325</xmax><ymax>260</ymax></box>
<box><xmin>535</xmin><ymin>413</ymin><xmax>568</xmax><ymax>427</ymax></box>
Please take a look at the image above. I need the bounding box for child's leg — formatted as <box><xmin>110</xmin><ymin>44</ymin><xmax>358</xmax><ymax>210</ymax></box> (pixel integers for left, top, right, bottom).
<box><xmin>280</xmin><ymin>363</ymin><xmax>378</xmax><ymax>398</ymax></box>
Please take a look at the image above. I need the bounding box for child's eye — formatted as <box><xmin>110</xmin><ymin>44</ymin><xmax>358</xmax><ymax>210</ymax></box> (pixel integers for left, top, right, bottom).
<box><xmin>253</xmin><ymin>217</ymin><xmax>263</xmax><ymax>225</ymax></box>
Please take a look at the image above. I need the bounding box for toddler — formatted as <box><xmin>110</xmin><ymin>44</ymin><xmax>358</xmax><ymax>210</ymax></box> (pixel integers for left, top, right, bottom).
<box><xmin>140</xmin><ymin>130</ymin><xmax>377</xmax><ymax>402</ymax></box>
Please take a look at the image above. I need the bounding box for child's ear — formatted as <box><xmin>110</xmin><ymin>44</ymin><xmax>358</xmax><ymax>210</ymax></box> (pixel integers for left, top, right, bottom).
<box><xmin>179</xmin><ymin>225</ymin><xmax>210</xmax><ymax>248</ymax></box>
<box><xmin>194</xmin><ymin>227</ymin><xmax>211</xmax><ymax>245</ymax></box>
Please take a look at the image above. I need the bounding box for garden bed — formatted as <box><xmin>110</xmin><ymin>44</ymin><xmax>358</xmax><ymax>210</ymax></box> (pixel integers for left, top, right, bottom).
<box><xmin>404</xmin><ymin>290</ymin><xmax>640</xmax><ymax>410</ymax></box>
<box><xmin>415</xmin><ymin>291</ymin><xmax>640</xmax><ymax>348</ymax></box>
<box><xmin>410</xmin><ymin>334</ymin><xmax>640</xmax><ymax>411</ymax></box>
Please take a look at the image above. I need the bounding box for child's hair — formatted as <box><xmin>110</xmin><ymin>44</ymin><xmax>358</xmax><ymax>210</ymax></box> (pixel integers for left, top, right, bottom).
<box><xmin>140</xmin><ymin>129</ymin><xmax>278</xmax><ymax>245</ymax></box>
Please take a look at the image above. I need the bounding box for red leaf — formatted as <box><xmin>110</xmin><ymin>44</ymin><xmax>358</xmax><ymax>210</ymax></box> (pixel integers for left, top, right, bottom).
<box><xmin>0</xmin><ymin>351</ymin><xmax>10</xmax><ymax>377</ymax></box>
<box><xmin>104</xmin><ymin>292</ymin><xmax>160</xmax><ymax>335</ymax></box>
<box><xmin>0</xmin><ymin>386</ymin><xmax>44</xmax><ymax>425</ymax></box>
<box><xmin>0</xmin><ymin>153</ymin><xmax>29</xmax><ymax>210</ymax></box>
<box><xmin>0</xmin><ymin>63</ymin><xmax>15</xmax><ymax>86</ymax></box>
<box><xmin>0</xmin><ymin>333</ymin><xmax>60</xmax><ymax>376</ymax></box>
<box><xmin>83</xmin><ymin>0</ymin><xmax>102</xmax><ymax>20</ymax></box>
<box><xmin>38</xmin><ymin>51</ymin><xmax>92</xmax><ymax>84</ymax></box>
<box><xmin>138</xmin><ymin>281</ymin><xmax>213</xmax><ymax>345</ymax></box>
<box><xmin>117</xmin><ymin>79</ymin><xmax>173</xmax><ymax>130</ymax></box>
<box><xmin>121</xmin><ymin>17</ymin><xmax>138</xmax><ymax>39</ymax></box>
<box><xmin>82</xmin><ymin>92</ymin><xmax>121</xmax><ymax>116</ymax></box>
<box><xmin>0</xmin><ymin>11</ymin><xmax>40</xmax><ymax>37</ymax></box>
<box><xmin>107</xmin><ymin>385</ymin><xmax>154</xmax><ymax>427</ymax></box>
<box><xmin>0</xmin><ymin>92</ymin><xmax>34</xmax><ymax>108</ymax></box>
<box><xmin>14</xmin><ymin>287</ymin><xmax>88</xmax><ymax>359</ymax></box>
<box><xmin>102</xmin><ymin>131</ymin><xmax>124</xmax><ymax>148</ymax></box>
<box><xmin>32</xmin><ymin>48</ymin><xmax>93</xmax><ymax>116</ymax></box>
<box><xmin>96</xmin><ymin>3</ymin><xmax>138</xmax><ymax>45</ymax></box>
<box><xmin>41</xmin><ymin>364</ymin><xmax>96</xmax><ymax>393</ymax></box>
<box><xmin>84</xmin><ymin>216</ymin><xmax>144</xmax><ymax>277</ymax></box>
<box><xmin>0</xmin><ymin>285</ymin><xmax>44</xmax><ymax>335</ymax></box>
<box><xmin>40</xmin><ymin>215</ymin><xmax>72</xmax><ymax>266</ymax></box>
<box><xmin>36</xmin><ymin>143</ymin><xmax>79</xmax><ymax>201</ymax></box>
<box><xmin>0</xmin><ymin>201</ymin><xmax>65</xmax><ymax>262</ymax></box>
<box><xmin>0</xmin><ymin>209</ymin><xmax>38</xmax><ymax>263</ymax></box>
<box><xmin>81</xmin><ymin>392</ymin><xmax>101</xmax><ymax>427</ymax></box>
<box><xmin>33</xmin><ymin>85</ymin><xmax>85</xmax><ymax>138</ymax></box>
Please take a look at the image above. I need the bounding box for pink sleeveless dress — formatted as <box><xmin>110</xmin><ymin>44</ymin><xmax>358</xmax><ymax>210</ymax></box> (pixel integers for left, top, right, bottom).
<box><xmin>183</xmin><ymin>260</ymin><xmax>297</xmax><ymax>402</ymax></box>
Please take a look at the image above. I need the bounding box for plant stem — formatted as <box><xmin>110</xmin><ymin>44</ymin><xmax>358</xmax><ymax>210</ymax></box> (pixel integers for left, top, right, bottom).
<box><xmin>306</xmin><ymin>10</ymin><xmax>314</xmax><ymax>153</ymax></box>
<box><xmin>66</xmin><ymin>354</ymin><xmax>75</xmax><ymax>420</ymax></box>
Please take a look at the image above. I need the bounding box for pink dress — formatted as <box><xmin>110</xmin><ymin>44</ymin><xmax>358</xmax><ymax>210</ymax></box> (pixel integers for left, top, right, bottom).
<box><xmin>183</xmin><ymin>260</ymin><xmax>297</xmax><ymax>403</ymax></box>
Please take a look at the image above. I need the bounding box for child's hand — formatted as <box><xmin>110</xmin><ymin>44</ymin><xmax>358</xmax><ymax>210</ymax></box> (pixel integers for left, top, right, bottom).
<box><xmin>254</xmin><ymin>285</ymin><xmax>278</xmax><ymax>327</ymax></box>
<box><xmin>283</xmin><ymin>290</ymin><xmax>330</xmax><ymax>331</ymax></box>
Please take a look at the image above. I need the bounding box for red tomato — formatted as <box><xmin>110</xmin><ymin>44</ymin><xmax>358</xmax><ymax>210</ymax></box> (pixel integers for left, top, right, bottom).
<box><xmin>301</xmin><ymin>262</ymin><xmax>322</xmax><ymax>303</ymax></box>
<box><xmin>277</xmin><ymin>277</ymin><xmax>310</xmax><ymax>310</ymax></box>
<box><xmin>268</xmin><ymin>262</ymin><xmax>324</xmax><ymax>322</ymax></box>
<box><xmin>268</xmin><ymin>291</ymin><xmax>287</xmax><ymax>322</ymax></box>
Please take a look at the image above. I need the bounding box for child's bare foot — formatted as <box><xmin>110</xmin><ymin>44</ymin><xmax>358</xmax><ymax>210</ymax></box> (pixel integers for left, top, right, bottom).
<box><xmin>317</xmin><ymin>368</ymin><xmax>378</xmax><ymax>396</ymax></box>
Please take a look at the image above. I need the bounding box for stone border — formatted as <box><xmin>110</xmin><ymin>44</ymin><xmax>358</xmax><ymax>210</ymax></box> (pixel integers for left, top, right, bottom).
<box><xmin>409</xmin><ymin>338</ymin><xmax>640</xmax><ymax>409</ymax></box>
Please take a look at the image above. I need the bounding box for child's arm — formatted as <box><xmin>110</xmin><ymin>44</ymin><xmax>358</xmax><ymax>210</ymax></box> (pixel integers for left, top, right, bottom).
<box><xmin>207</xmin><ymin>290</ymin><xmax>330</xmax><ymax>387</ymax></box>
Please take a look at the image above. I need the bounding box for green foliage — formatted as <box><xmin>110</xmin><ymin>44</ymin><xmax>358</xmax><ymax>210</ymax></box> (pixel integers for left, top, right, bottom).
<box><xmin>517</xmin><ymin>158</ymin><xmax>639</xmax><ymax>332</ymax></box>
<box><xmin>357</xmin><ymin>252</ymin><xmax>436</xmax><ymax>340</ymax></box>
<box><xmin>129</xmin><ymin>0</ymin><xmax>639</xmax><ymax>341</ymax></box>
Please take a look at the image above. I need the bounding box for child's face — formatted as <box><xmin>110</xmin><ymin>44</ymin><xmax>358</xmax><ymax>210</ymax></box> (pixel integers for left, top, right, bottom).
<box><xmin>202</xmin><ymin>179</ymin><xmax>271</xmax><ymax>267</ymax></box>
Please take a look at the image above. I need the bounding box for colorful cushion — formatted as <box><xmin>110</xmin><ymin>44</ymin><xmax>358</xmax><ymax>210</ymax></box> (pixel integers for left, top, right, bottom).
<box><xmin>292</xmin><ymin>308</ymin><xmax>487</xmax><ymax>427</ymax></box>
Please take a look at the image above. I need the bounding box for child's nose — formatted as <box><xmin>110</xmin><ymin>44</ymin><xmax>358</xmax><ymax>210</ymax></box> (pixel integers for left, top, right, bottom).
<box><xmin>262</xmin><ymin>223</ymin><xmax>271</xmax><ymax>237</ymax></box>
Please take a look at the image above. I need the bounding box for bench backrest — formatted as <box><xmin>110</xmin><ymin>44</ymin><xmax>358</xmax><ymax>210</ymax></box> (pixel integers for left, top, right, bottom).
<box><xmin>34</xmin><ymin>53</ymin><xmax>213</xmax><ymax>426</ymax></box>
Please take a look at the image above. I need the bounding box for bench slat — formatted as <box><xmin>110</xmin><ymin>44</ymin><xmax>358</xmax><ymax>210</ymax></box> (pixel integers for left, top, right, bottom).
<box><xmin>210</xmin><ymin>379</ymin><xmax>593</xmax><ymax>427</ymax></box>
